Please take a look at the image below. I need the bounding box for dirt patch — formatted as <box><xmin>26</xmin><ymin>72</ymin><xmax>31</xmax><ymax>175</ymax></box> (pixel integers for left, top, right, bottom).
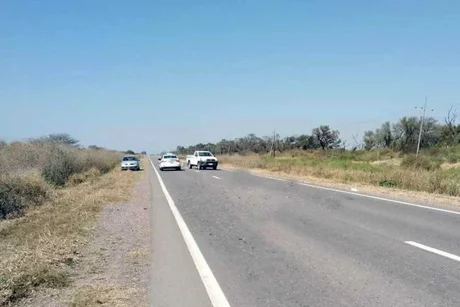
<box><xmin>221</xmin><ymin>163</ymin><xmax>460</xmax><ymax>210</ymax></box>
<box><xmin>441</xmin><ymin>162</ymin><xmax>460</xmax><ymax>169</ymax></box>
<box><xmin>15</xmin><ymin>168</ymin><xmax>151</xmax><ymax>307</ymax></box>
<box><xmin>370</xmin><ymin>158</ymin><xmax>402</xmax><ymax>166</ymax></box>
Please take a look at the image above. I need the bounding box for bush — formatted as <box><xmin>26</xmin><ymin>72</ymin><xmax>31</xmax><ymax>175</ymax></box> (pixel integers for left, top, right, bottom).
<box><xmin>68</xmin><ymin>168</ymin><xmax>101</xmax><ymax>186</ymax></box>
<box><xmin>401</xmin><ymin>155</ymin><xmax>442</xmax><ymax>171</ymax></box>
<box><xmin>0</xmin><ymin>175</ymin><xmax>49</xmax><ymax>219</ymax></box>
<box><xmin>79</xmin><ymin>150</ymin><xmax>120</xmax><ymax>174</ymax></box>
<box><xmin>379</xmin><ymin>179</ymin><xmax>397</xmax><ymax>188</ymax></box>
<box><xmin>41</xmin><ymin>148</ymin><xmax>82</xmax><ymax>186</ymax></box>
<box><xmin>446</xmin><ymin>154</ymin><xmax>459</xmax><ymax>164</ymax></box>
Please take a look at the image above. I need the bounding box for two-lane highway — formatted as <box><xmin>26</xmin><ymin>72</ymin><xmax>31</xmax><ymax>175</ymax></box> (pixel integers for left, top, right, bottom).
<box><xmin>148</xmin><ymin>157</ymin><xmax>460</xmax><ymax>307</ymax></box>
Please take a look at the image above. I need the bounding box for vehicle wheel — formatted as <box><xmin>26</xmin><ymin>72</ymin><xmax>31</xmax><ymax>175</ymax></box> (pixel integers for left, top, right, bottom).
<box><xmin>213</xmin><ymin>166</ymin><xmax>217</xmax><ymax>170</ymax></box>
<box><xmin>177</xmin><ymin>167</ymin><xmax>181</xmax><ymax>171</ymax></box>
<box><xmin>159</xmin><ymin>168</ymin><xmax>163</xmax><ymax>171</ymax></box>
<box><xmin>188</xmin><ymin>162</ymin><xmax>193</xmax><ymax>169</ymax></box>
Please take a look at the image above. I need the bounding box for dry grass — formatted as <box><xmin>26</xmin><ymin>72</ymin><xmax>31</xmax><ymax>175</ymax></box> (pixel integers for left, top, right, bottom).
<box><xmin>219</xmin><ymin>150</ymin><xmax>460</xmax><ymax>197</ymax></box>
<box><xmin>0</xmin><ymin>142</ymin><xmax>121</xmax><ymax>175</ymax></box>
<box><xmin>69</xmin><ymin>285</ymin><xmax>140</xmax><ymax>307</ymax></box>
<box><xmin>0</xmin><ymin>140</ymin><xmax>123</xmax><ymax>219</ymax></box>
<box><xmin>0</xmin><ymin>167</ymin><xmax>139</xmax><ymax>305</ymax></box>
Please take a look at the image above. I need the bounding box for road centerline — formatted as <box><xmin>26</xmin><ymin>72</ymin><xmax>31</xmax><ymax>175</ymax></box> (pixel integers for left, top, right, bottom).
<box><xmin>212</xmin><ymin>176</ymin><xmax>220</xmax><ymax>179</ymax></box>
<box><xmin>148</xmin><ymin>157</ymin><xmax>231</xmax><ymax>307</ymax></box>
<box><xmin>405</xmin><ymin>241</ymin><xmax>460</xmax><ymax>262</ymax></box>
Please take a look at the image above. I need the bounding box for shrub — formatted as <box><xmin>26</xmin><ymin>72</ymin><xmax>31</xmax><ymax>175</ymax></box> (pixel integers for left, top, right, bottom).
<box><xmin>41</xmin><ymin>148</ymin><xmax>82</xmax><ymax>186</ymax></box>
<box><xmin>446</xmin><ymin>154</ymin><xmax>459</xmax><ymax>164</ymax></box>
<box><xmin>379</xmin><ymin>179</ymin><xmax>397</xmax><ymax>188</ymax></box>
<box><xmin>76</xmin><ymin>149</ymin><xmax>121</xmax><ymax>174</ymax></box>
<box><xmin>401</xmin><ymin>155</ymin><xmax>442</xmax><ymax>171</ymax></box>
<box><xmin>68</xmin><ymin>168</ymin><xmax>101</xmax><ymax>186</ymax></box>
<box><xmin>0</xmin><ymin>174</ymin><xmax>49</xmax><ymax>219</ymax></box>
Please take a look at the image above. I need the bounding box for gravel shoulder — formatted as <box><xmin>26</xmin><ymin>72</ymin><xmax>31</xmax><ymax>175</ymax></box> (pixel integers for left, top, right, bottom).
<box><xmin>15</xmin><ymin>168</ymin><xmax>151</xmax><ymax>307</ymax></box>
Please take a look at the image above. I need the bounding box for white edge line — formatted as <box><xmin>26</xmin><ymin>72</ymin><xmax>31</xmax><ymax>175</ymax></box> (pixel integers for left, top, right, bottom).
<box><xmin>253</xmin><ymin>173</ymin><xmax>460</xmax><ymax>216</ymax></box>
<box><xmin>296</xmin><ymin>182</ymin><xmax>460</xmax><ymax>216</ymax></box>
<box><xmin>405</xmin><ymin>241</ymin><xmax>460</xmax><ymax>262</ymax></box>
<box><xmin>148</xmin><ymin>157</ymin><xmax>231</xmax><ymax>307</ymax></box>
<box><xmin>253</xmin><ymin>174</ymin><xmax>287</xmax><ymax>182</ymax></box>
<box><xmin>212</xmin><ymin>176</ymin><xmax>220</xmax><ymax>179</ymax></box>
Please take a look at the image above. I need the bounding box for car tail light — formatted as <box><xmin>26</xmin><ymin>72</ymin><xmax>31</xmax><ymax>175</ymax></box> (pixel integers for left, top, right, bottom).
<box><xmin>175</xmin><ymin>159</ymin><xmax>180</xmax><ymax>163</ymax></box>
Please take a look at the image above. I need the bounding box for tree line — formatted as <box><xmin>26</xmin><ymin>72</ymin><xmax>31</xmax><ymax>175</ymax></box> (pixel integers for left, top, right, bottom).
<box><xmin>363</xmin><ymin>106</ymin><xmax>459</xmax><ymax>152</ymax></box>
<box><xmin>173</xmin><ymin>107</ymin><xmax>460</xmax><ymax>155</ymax></box>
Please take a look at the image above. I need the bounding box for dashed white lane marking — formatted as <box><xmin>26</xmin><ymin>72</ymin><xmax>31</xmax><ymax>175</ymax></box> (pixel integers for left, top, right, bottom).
<box><xmin>148</xmin><ymin>158</ymin><xmax>231</xmax><ymax>307</ymax></box>
<box><xmin>212</xmin><ymin>176</ymin><xmax>220</xmax><ymax>179</ymax></box>
<box><xmin>195</xmin><ymin>170</ymin><xmax>200</xmax><ymax>173</ymax></box>
<box><xmin>405</xmin><ymin>241</ymin><xmax>460</xmax><ymax>262</ymax></box>
<box><xmin>253</xmin><ymin>173</ymin><xmax>460</xmax><ymax>216</ymax></box>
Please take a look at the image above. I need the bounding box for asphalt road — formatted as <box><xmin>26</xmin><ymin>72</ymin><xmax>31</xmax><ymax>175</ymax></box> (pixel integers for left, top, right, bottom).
<box><xmin>148</xmin><ymin>158</ymin><xmax>460</xmax><ymax>307</ymax></box>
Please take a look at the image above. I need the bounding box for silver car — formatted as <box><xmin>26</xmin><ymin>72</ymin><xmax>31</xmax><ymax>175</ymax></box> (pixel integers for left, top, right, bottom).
<box><xmin>121</xmin><ymin>156</ymin><xmax>140</xmax><ymax>171</ymax></box>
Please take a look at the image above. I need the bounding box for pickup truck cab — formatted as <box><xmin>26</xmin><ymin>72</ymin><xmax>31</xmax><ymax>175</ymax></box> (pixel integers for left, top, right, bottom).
<box><xmin>187</xmin><ymin>151</ymin><xmax>218</xmax><ymax>170</ymax></box>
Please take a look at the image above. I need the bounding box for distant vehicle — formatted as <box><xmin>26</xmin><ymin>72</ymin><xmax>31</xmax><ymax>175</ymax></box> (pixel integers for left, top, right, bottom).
<box><xmin>158</xmin><ymin>153</ymin><xmax>181</xmax><ymax>171</ymax></box>
<box><xmin>186</xmin><ymin>151</ymin><xmax>218</xmax><ymax>170</ymax></box>
<box><xmin>121</xmin><ymin>156</ymin><xmax>140</xmax><ymax>171</ymax></box>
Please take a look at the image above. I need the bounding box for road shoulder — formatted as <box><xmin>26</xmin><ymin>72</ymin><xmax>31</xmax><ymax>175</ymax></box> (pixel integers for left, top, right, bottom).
<box><xmin>148</xmin><ymin>160</ymin><xmax>213</xmax><ymax>307</ymax></box>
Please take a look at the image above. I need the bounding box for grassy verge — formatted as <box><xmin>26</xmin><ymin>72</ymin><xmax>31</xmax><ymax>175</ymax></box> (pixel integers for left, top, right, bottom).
<box><xmin>0</xmin><ymin>166</ymin><xmax>140</xmax><ymax>305</ymax></box>
<box><xmin>219</xmin><ymin>149</ymin><xmax>460</xmax><ymax>197</ymax></box>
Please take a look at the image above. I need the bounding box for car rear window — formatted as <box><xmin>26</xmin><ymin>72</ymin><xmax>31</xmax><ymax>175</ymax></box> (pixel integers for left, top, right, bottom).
<box><xmin>164</xmin><ymin>155</ymin><xmax>177</xmax><ymax>159</ymax></box>
<box><xmin>122</xmin><ymin>157</ymin><xmax>137</xmax><ymax>161</ymax></box>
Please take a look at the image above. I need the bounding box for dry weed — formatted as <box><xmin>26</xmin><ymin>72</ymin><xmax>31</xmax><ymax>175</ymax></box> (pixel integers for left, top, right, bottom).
<box><xmin>70</xmin><ymin>285</ymin><xmax>140</xmax><ymax>307</ymax></box>
<box><xmin>0</xmin><ymin>167</ymin><xmax>140</xmax><ymax>305</ymax></box>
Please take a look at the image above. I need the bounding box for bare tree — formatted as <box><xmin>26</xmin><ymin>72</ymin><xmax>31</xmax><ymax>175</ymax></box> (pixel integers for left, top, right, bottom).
<box><xmin>352</xmin><ymin>133</ymin><xmax>362</xmax><ymax>150</ymax></box>
<box><xmin>443</xmin><ymin>106</ymin><xmax>459</xmax><ymax>145</ymax></box>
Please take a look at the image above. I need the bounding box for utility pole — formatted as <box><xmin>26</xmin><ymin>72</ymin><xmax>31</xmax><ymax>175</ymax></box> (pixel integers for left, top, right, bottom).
<box><xmin>415</xmin><ymin>97</ymin><xmax>434</xmax><ymax>156</ymax></box>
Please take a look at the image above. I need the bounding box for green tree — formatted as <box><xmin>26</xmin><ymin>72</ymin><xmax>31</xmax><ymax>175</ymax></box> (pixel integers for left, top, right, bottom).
<box><xmin>312</xmin><ymin>125</ymin><xmax>341</xmax><ymax>150</ymax></box>
<box><xmin>375</xmin><ymin>122</ymin><xmax>393</xmax><ymax>148</ymax></box>
<box><xmin>363</xmin><ymin>130</ymin><xmax>376</xmax><ymax>150</ymax></box>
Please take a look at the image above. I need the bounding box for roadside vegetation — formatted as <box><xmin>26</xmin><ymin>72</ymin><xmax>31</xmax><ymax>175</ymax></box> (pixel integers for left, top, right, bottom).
<box><xmin>0</xmin><ymin>134</ymin><xmax>139</xmax><ymax>305</ymax></box>
<box><xmin>174</xmin><ymin>106</ymin><xmax>460</xmax><ymax>197</ymax></box>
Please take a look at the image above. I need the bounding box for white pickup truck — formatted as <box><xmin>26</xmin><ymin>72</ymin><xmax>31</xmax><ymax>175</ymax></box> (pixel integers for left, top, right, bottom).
<box><xmin>186</xmin><ymin>151</ymin><xmax>219</xmax><ymax>170</ymax></box>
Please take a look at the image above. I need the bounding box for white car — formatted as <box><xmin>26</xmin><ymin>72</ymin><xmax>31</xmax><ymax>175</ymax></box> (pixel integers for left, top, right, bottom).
<box><xmin>158</xmin><ymin>153</ymin><xmax>181</xmax><ymax>171</ymax></box>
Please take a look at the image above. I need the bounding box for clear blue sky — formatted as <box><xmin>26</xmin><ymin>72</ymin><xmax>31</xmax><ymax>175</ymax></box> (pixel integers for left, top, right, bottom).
<box><xmin>1</xmin><ymin>0</ymin><xmax>459</xmax><ymax>153</ymax></box>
